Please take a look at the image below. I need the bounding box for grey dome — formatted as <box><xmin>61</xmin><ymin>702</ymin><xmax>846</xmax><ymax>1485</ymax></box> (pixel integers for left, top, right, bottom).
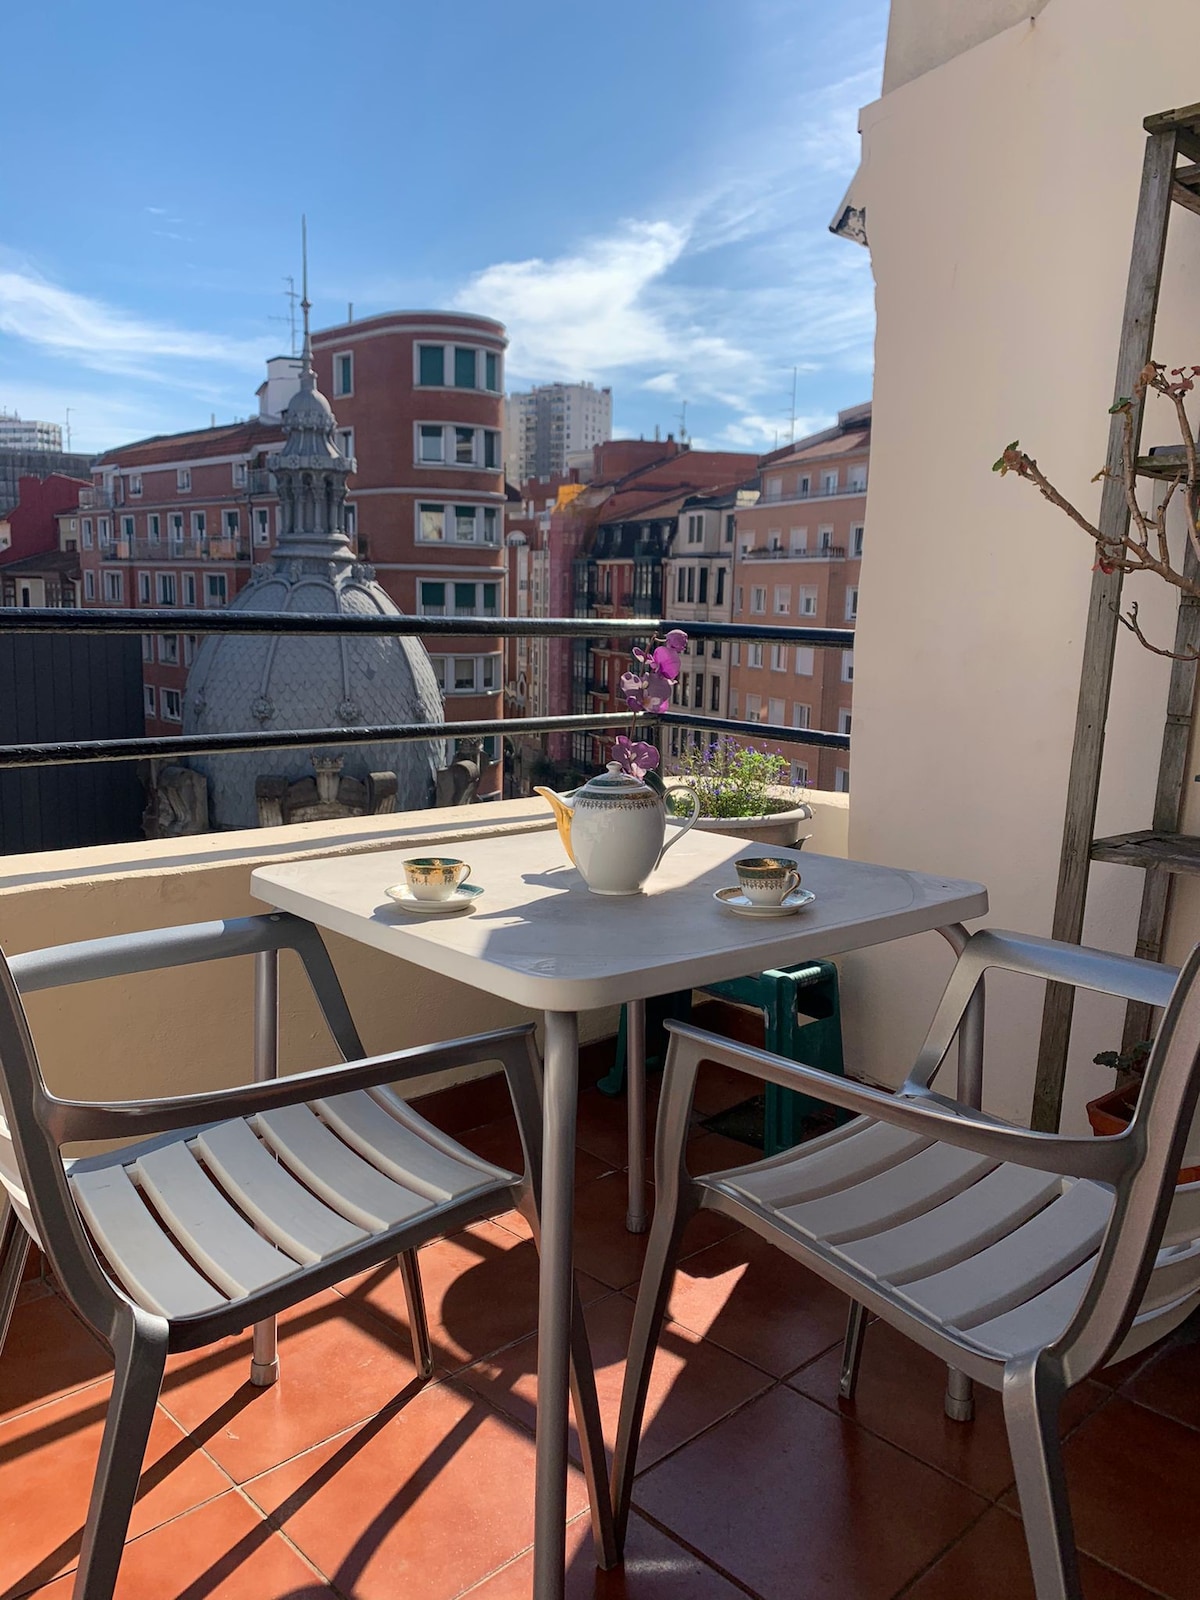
<box><xmin>183</xmin><ymin>557</ymin><xmax>446</xmax><ymax>829</ymax></box>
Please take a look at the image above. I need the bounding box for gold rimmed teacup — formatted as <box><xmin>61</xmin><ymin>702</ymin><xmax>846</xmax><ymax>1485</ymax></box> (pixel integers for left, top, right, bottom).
<box><xmin>735</xmin><ymin>855</ymin><xmax>801</xmax><ymax>907</ymax></box>
<box><xmin>402</xmin><ymin>856</ymin><xmax>472</xmax><ymax>902</ymax></box>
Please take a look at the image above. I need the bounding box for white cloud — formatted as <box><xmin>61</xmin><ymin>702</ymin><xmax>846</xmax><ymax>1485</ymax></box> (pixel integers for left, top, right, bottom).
<box><xmin>643</xmin><ymin>372</ymin><xmax>681</xmax><ymax>394</ymax></box>
<box><xmin>0</xmin><ymin>260</ymin><xmax>265</xmax><ymax>381</ymax></box>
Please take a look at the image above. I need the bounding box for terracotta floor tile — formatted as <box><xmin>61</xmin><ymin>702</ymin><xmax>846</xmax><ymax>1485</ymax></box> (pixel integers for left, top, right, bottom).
<box><xmin>575</xmin><ymin>1086</ymin><xmax>647</xmax><ymax>1172</ymax></box>
<box><xmin>244</xmin><ymin>1377</ymin><xmax>590</xmax><ymax>1600</ymax></box>
<box><xmin>904</xmin><ymin>1505</ymin><xmax>1161</xmax><ymax>1600</ymax></box>
<box><xmin>787</xmin><ymin>1318</ymin><xmax>1108</xmax><ymax>1499</ymax></box>
<box><xmin>0</xmin><ymin>1382</ymin><xmax>229</xmax><ymax>1597</ymax></box>
<box><xmin>463</xmin><ymin>1508</ymin><xmax>749</xmax><ymax>1597</ymax></box>
<box><xmin>633</xmin><ymin>1384</ymin><xmax>985</xmax><ymax>1600</ymax></box>
<box><xmin>28</xmin><ymin>1490</ymin><xmax>330</xmax><ymax>1599</ymax></box>
<box><xmin>455</xmin><ymin>1111</ymin><xmax>611</xmax><ymax>1185</ymax></box>
<box><xmin>566</xmin><ymin>1173</ymin><xmax>741</xmax><ymax>1292</ymax></box>
<box><xmin>0</xmin><ymin>1291</ymin><xmax>109</xmax><ymax>1426</ymax></box>
<box><xmin>658</xmin><ymin>1227</ymin><xmax>848</xmax><ymax>1377</ymax></box>
<box><xmin>410</xmin><ymin>1073</ymin><xmax>519</xmax><ymax>1138</ymax></box>
<box><xmin>691</xmin><ymin>1055</ymin><xmax>767</xmax><ymax>1117</ymax></box>
<box><xmin>339</xmin><ymin>1221</ymin><xmax>609</xmax><ymax>1374</ymax></box>
<box><xmin>1116</xmin><ymin>1310</ymin><xmax>1200</xmax><ymax>1431</ymax></box>
<box><xmin>683</xmin><ymin>1132</ymin><xmax>763</xmax><ymax>1176</ymax></box>
<box><xmin>159</xmin><ymin>1287</ymin><xmax>418</xmax><ymax>1485</ymax></box>
<box><xmin>1016</xmin><ymin>1395</ymin><xmax>1200</xmax><ymax>1598</ymax></box>
<box><xmin>458</xmin><ymin>1289</ymin><xmax>771</xmax><ymax>1474</ymax></box>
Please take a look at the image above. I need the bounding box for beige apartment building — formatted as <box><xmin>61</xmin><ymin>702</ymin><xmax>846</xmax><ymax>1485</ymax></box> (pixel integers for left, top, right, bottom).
<box><xmin>726</xmin><ymin>404</ymin><xmax>868</xmax><ymax>791</ymax></box>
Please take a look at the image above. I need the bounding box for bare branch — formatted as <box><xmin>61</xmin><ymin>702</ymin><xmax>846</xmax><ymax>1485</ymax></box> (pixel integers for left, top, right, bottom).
<box><xmin>1119</xmin><ymin>600</ymin><xmax>1200</xmax><ymax>661</ymax></box>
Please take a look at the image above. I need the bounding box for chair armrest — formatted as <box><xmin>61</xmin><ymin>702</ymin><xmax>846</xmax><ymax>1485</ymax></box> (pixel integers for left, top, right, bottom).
<box><xmin>662</xmin><ymin>1020</ymin><xmax>1132</xmax><ymax>1184</ymax></box>
<box><xmin>42</xmin><ymin>1023</ymin><xmax>537</xmax><ymax>1145</ymax></box>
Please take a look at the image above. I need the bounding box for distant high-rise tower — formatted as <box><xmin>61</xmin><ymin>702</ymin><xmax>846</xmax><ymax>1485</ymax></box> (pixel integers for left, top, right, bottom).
<box><xmin>0</xmin><ymin>413</ymin><xmax>63</xmax><ymax>453</ymax></box>
<box><xmin>504</xmin><ymin>382</ymin><xmax>612</xmax><ymax>484</ymax></box>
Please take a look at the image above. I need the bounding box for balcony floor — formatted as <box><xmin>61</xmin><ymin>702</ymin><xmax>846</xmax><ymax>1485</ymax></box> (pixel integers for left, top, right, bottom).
<box><xmin>3</xmin><ymin>1057</ymin><xmax>1199</xmax><ymax>1600</ymax></box>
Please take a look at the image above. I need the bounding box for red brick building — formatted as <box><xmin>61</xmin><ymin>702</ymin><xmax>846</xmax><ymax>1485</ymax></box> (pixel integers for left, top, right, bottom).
<box><xmin>727</xmin><ymin>403</ymin><xmax>869</xmax><ymax>791</ymax></box>
<box><xmin>310</xmin><ymin>312</ymin><xmax>507</xmax><ymax>795</ymax></box>
<box><xmin>0</xmin><ymin>474</ymin><xmax>89</xmax><ymax>608</ymax></box>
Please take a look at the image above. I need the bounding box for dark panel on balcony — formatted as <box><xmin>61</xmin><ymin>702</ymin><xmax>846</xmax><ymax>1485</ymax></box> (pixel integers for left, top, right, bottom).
<box><xmin>0</xmin><ymin>634</ymin><xmax>145</xmax><ymax>854</ymax></box>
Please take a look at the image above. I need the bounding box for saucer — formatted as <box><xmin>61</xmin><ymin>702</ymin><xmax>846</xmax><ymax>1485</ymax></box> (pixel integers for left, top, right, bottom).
<box><xmin>714</xmin><ymin>885</ymin><xmax>816</xmax><ymax>918</ymax></box>
<box><xmin>385</xmin><ymin>882</ymin><xmax>484</xmax><ymax>915</ymax></box>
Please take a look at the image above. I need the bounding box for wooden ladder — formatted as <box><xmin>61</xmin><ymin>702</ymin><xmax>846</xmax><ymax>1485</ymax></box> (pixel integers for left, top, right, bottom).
<box><xmin>1033</xmin><ymin>102</ymin><xmax>1200</xmax><ymax>1132</ymax></box>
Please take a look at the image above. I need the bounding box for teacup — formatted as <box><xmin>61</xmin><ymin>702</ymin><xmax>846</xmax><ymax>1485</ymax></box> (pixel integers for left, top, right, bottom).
<box><xmin>402</xmin><ymin>856</ymin><xmax>472</xmax><ymax>902</ymax></box>
<box><xmin>735</xmin><ymin>855</ymin><xmax>801</xmax><ymax>906</ymax></box>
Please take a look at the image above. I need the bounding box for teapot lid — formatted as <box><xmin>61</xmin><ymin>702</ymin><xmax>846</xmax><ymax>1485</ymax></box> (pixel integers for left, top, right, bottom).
<box><xmin>579</xmin><ymin>761</ymin><xmax>649</xmax><ymax>796</ymax></box>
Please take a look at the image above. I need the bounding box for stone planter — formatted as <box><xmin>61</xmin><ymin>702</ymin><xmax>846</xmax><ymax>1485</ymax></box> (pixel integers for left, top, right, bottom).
<box><xmin>685</xmin><ymin>789</ymin><xmax>814</xmax><ymax>850</ymax></box>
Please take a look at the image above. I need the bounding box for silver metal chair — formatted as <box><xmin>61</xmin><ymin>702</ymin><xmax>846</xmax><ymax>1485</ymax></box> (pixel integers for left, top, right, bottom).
<box><xmin>612</xmin><ymin>928</ymin><xmax>1200</xmax><ymax>1600</ymax></box>
<box><xmin>0</xmin><ymin>911</ymin><xmax>615</xmax><ymax>1600</ymax></box>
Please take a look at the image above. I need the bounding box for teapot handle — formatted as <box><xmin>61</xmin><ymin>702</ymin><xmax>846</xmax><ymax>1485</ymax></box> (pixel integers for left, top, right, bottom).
<box><xmin>656</xmin><ymin>784</ymin><xmax>701</xmax><ymax>868</ymax></box>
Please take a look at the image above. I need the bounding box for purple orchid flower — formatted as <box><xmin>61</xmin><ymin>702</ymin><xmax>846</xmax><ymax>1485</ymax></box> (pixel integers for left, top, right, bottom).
<box><xmin>663</xmin><ymin>629</ymin><xmax>688</xmax><ymax>653</ymax></box>
<box><xmin>642</xmin><ymin>669</ymin><xmax>673</xmax><ymax>711</ymax></box>
<box><xmin>612</xmin><ymin>735</ymin><xmax>660</xmax><ymax>781</ymax></box>
<box><xmin>650</xmin><ymin>642</ymin><xmax>682</xmax><ymax>680</ymax></box>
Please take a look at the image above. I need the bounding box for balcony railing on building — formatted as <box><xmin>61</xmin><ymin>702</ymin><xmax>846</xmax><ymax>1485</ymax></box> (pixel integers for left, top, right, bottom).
<box><xmin>760</xmin><ymin>483</ymin><xmax>866</xmax><ymax>504</ymax></box>
<box><xmin>742</xmin><ymin>545</ymin><xmax>848</xmax><ymax>561</ymax></box>
<box><xmin>101</xmin><ymin>537</ymin><xmax>252</xmax><ymax>562</ymax></box>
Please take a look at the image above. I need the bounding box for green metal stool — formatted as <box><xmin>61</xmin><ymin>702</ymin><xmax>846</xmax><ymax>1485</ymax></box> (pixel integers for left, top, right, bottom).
<box><xmin>600</xmin><ymin>960</ymin><xmax>846</xmax><ymax>1159</ymax></box>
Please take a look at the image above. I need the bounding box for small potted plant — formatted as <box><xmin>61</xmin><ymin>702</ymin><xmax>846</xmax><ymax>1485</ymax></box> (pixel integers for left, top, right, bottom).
<box><xmin>1087</xmin><ymin>1038</ymin><xmax>1200</xmax><ymax>1184</ymax></box>
<box><xmin>665</xmin><ymin>736</ymin><xmax>813</xmax><ymax>849</ymax></box>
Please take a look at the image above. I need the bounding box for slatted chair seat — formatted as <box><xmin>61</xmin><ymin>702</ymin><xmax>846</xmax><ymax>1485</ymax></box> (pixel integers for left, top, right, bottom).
<box><xmin>611</xmin><ymin>928</ymin><xmax>1200</xmax><ymax>1600</ymax></box>
<box><xmin>0</xmin><ymin>913</ymin><xmax>615</xmax><ymax>1600</ymax></box>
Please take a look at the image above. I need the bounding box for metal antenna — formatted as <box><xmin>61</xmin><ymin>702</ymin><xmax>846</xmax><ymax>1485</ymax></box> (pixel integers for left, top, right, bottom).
<box><xmin>64</xmin><ymin>407</ymin><xmax>72</xmax><ymax>451</ymax></box>
<box><xmin>269</xmin><ymin>276</ymin><xmax>299</xmax><ymax>356</ymax></box>
<box><xmin>300</xmin><ymin>215</ymin><xmax>312</xmax><ymax>365</ymax></box>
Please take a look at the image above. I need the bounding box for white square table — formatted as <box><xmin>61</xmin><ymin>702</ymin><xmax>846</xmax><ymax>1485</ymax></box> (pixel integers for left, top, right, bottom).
<box><xmin>252</xmin><ymin>827</ymin><xmax>987</xmax><ymax>1598</ymax></box>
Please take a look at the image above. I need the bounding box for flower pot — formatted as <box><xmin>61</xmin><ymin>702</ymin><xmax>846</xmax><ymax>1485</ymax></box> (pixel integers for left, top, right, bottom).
<box><xmin>1086</xmin><ymin>1080</ymin><xmax>1200</xmax><ymax>1186</ymax></box>
<box><xmin>691</xmin><ymin>792</ymin><xmax>814</xmax><ymax>850</ymax></box>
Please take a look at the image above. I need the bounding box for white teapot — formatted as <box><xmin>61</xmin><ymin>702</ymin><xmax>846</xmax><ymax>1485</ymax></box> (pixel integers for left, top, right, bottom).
<box><xmin>536</xmin><ymin>764</ymin><xmax>700</xmax><ymax>895</ymax></box>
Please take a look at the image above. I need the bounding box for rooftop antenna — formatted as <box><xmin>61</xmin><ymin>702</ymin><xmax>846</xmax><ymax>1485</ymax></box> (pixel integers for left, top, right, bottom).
<box><xmin>300</xmin><ymin>214</ymin><xmax>312</xmax><ymax>364</ymax></box>
<box><xmin>64</xmin><ymin>407</ymin><xmax>72</xmax><ymax>451</ymax></box>
<box><xmin>677</xmin><ymin>400</ymin><xmax>688</xmax><ymax>445</ymax></box>
<box><xmin>270</xmin><ymin>275</ymin><xmax>300</xmax><ymax>356</ymax></box>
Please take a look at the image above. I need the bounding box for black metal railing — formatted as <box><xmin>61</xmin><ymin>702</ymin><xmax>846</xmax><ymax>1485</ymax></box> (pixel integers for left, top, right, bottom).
<box><xmin>0</xmin><ymin>608</ymin><xmax>853</xmax><ymax>770</ymax></box>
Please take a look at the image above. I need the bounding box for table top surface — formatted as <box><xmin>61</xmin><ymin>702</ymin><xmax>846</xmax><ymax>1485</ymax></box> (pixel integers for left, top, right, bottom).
<box><xmin>251</xmin><ymin>829</ymin><xmax>987</xmax><ymax>1012</ymax></box>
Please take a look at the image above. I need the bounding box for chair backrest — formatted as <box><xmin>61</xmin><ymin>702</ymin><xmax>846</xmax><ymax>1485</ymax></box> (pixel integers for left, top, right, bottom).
<box><xmin>0</xmin><ymin>913</ymin><xmax>363</xmax><ymax>1338</ymax></box>
<box><xmin>905</xmin><ymin>928</ymin><xmax>1200</xmax><ymax>1377</ymax></box>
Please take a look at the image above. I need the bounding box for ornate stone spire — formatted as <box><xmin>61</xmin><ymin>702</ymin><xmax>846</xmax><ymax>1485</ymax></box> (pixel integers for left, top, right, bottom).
<box><xmin>267</xmin><ymin>218</ymin><xmax>357</xmax><ymax>562</ymax></box>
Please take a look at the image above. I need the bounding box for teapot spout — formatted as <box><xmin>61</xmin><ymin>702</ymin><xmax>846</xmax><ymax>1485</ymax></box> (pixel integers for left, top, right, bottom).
<box><xmin>534</xmin><ymin>786</ymin><xmax>577</xmax><ymax>865</ymax></box>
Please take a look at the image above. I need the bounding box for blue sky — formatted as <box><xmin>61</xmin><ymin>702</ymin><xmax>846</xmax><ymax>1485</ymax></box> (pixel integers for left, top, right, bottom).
<box><xmin>0</xmin><ymin>0</ymin><xmax>886</xmax><ymax>457</ymax></box>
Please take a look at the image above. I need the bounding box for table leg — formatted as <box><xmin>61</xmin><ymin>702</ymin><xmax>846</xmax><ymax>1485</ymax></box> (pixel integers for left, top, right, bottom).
<box><xmin>625</xmin><ymin>999</ymin><xmax>648</xmax><ymax>1234</ymax></box>
<box><xmin>936</xmin><ymin>921</ymin><xmax>980</xmax><ymax>1422</ymax></box>
<box><xmin>251</xmin><ymin>949</ymin><xmax>280</xmax><ymax>1388</ymax></box>
<box><xmin>534</xmin><ymin>1010</ymin><xmax>580</xmax><ymax>1600</ymax></box>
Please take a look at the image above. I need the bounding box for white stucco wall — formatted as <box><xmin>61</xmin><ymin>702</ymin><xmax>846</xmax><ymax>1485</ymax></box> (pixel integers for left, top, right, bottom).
<box><xmin>845</xmin><ymin>0</ymin><xmax>1200</xmax><ymax>1128</ymax></box>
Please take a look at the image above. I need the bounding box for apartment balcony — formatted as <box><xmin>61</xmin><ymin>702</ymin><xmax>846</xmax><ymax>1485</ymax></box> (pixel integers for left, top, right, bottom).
<box><xmin>246</xmin><ymin>468</ymin><xmax>275</xmax><ymax>495</ymax></box>
<box><xmin>0</xmin><ymin>610</ymin><xmax>1189</xmax><ymax>1600</ymax></box>
<box><xmin>102</xmin><ymin>537</ymin><xmax>252</xmax><ymax>562</ymax></box>
<box><xmin>77</xmin><ymin>487</ymin><xmax>115</xmax><ymax>510</ymax></box>
<box><xmin>741</xmin><ymin>545</ymin><xmax>847</xmax><ymax>561</ymax></box>
<box><xmin>759</xmin><ymin>484</ymin><xmax>866</xmax><ymax>506</ymax></box>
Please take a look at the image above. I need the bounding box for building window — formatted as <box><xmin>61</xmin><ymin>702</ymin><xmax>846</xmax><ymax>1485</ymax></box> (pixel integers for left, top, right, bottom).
<box><xmin>158</xmin><ymin>634</ymin><xmax>179</xmax><ymax>665</ymax></box>
<box><xmin>418</xmin><ymin>345</ymin><xmax>445</xmax><ymax>386</ymax></box>
<box><xmin>138</xmin><ymin>572</ymin><xmax>151</xmax><ymax>603</ymax></box>
<box><xmin>192</xmin><ymin>510</ymin><xmax>206</xmax><ymax>540</ymax></box>
<box><xmin>121</xmin><ymin>515</ymin><xmax>135</xmax><ymax>540</ymax></box>
<box><xmin>162</xmin><ymin>689</ymin><xmax>183</xmax><ymax>723</ymax></box>
<box><xmin>101</xmin><ymin>570</ymin><xmax>122</xmax><ymax>602</ymax></box>
<box><xmin>98</xmin><ymin>518</ymin><xmax>111</xmax><ymax>547</ymax></box>
<box><xmin>455</xmin><ymin>505</ymin><xmax>478</xmax><ymax>542</ymax></box>
<box><xmin>710</xmin><ymin>638</ymin><xmax>721</xmax><ymax>660</ymax></box>
<box><xmin>710</xmin><ymin>677</ymin><xmax>720</xmax><ymax>712</ymax></box>
<box><xmin>697</xmin><ymin>566</ymin><xmax>708</xmax><ymax>603</ymax></box>
<box><xmin>206</xmin><ymin>573</ymin><xmax>228</xmax><ymax>606</ymax></box>
<box><xmin>157</xmin><ymin>572</ymin><xmax>177</xmax><ymax>606</ymax></box>
<box><xmin>851</xmin><ymin>524</ymin><xmax>864</xmax><ymax>557</ymax></box>
<box><xmin>822</xmin><ymin>470</ymin><xmax>838</xmax><ymax>494</ymax></box>
<box><xmin>773</xmin><ymin>585</ymin><xmax>790</xmax><ymax>615</ymax></box>
<box><xmin>770</xmin><ymin>643</ymin><xmax>787</xmax><ymax>671</ymax></box>
<box><xmin>83</xmin><ymin>570</ymin><xmax>95</xmax><ymax>599</ymax></box>
<box><xmin>750</xmin><ymin>586</ymin><xmax>766</xmax><ymax>614</ymax></box>
<box><xmin>694</xmin><ymin>673</ymin><xmax>704</xmax><ymax>708</ymax></box>
<box><xmin>255</xmin><ymin>508</ymin><xmax>271</xmax><ymax>546</ymax></box>
<box><xmin>232</xmin><ymin>461</ymin><xmax>247</xmax><ymax>488</ymax></box>
<box><xmin>176</xmin><ymin>468</ymin><xmax>191</xmax><ymax>492</ymax></box>
<box><xmin>454</xmin><ymin>427</ymin><xmax>474</xmax><ymax>464</ymax></box>
<box><xmin>418</xmin><ymin>504</ymin><xmax>445</xmax><ymax>542</ymax></box>
<box><xmin>732</xmin><ymin>641</ymin><xmax>741</xmax><ymax>666</ymax></box>
<box><xmin>454</xmin><ymin>347</ymin><xmax>478</xmax><ymax>388</ymax></box>
<box><xmin>184</xmin><ymin>634</ymin><xmax>198</xmax><ymax>665</ymax></box>
<box><xmin>345</xmin><ymin>504</ymin><xmax>357</xmax><ymax>539</ymax></box>
<box><xmin>746</xmin><ymin>693</ymin><xmax>762</xmax><ymax>721</ymax></box>
<box><xmin>846</xmin><ymin>587</ymin><xmax>859</xmax><ymax>621</ymax></box>
<box><xmin>795</xmin><ymin>646</ymin><xmax>815</xmax><ymax>676</ymax></box>
<box><xmin>793</xmin><ymin>703</ymin><xmax>811</xmax><ymax>729</ymax></box>
<box><xmin>485</xmin><ymin>351</ymin><xmax>499</xmax><ymax>392</ymax></box>
<box><xmin>730</xmin><ymin>689</ymin><xmax>740</xmax><ymax>718</ymax></box>
<box><xmin>336</xmin><ymin>427</ymin><xmax>354</xmax><ymax>460</ymax></box>
<box><xmin>835</xmin><ymin>767</ymin><xmax>850</xmax><ymax>793</ymax></box>
<box><xmin>686</xmin><ymin>514</ymin><xmax>703</xmax><ymax>544</ymax></box>
<box><xmin>129</xmin><ymin>474</ymin><xmax>142</xmax><ymax>497</ymax></box>
<box><xmin>676</xmin><ymin>567</ymin><xmax>686</xmax><ymax>603</ymax></box>
<box><xmin>141</xmin><ymin>634</ymin><xmax>153</xmax><ymax>661</ymax></box>
<box><xmin>839</xmin><ymin>709</ymin><xmax>852</xmax><ymax>735</ymax></box>
<box><xmin>148</xmin><ymin>513</ymin><xmax>161</xmax><ymax>543</ymax></box>
<box><xmin>454</xmin><ymin>659</ymin><xmax>476</xmax><ymax>693</ymax></box>
<box><xmin>848</xmin><ymin>468</ymin><xmax>867</xmax><ymax>492</ymax></box>
<box><xmin>799</xmin><ymin>586</ymin><xmax>818</xmax><ymax>616</ymax></box>
<box><xmin>221</xmin><ymin>511</ymin><xmax>238</xmax><ymax>542</ymax></box>
<box><xmin>765</xmin><ymin>476</ymin><xmax>782</xmax><ymax>502</ymax></box>
<box><xmin>334</xmin><ymin>352</ymin><xmax>353</xmax><ymax>396</ymax></box>
<box><xmin>798</xmin><ymin>475</ymin><xmax>810</xmax><ymax>497</ymax></box>
<box><xmin>715</xmin><ymin>567</ymin><xmax>726</xmax><ymax>606</ymax></box>
<box><xmin>182</xmin><ymin>573</ymin><xmax>196</xmax><ymax>606</ymax></box>
<box><xmin>790</xmin><ymin>527</ymin><xmax>807</xmax><ymax>553</ymax></box>
<box><xmin>768</xmin><ymin>529</ymin><xmax>782</xmax><ymax>551</ymax></box>
<box><xmin>419</xmin><ymin>581</ymin><xmax>446</xmax><ymax>616</ymax></box>
<box><xmin>819</xmin><ymin>525</ymin><xmax>834</xmax><ymax>551</ymax></box>
<box><xmin>724</xmin><ymin>514</ymin><xmax>735</xmax><ymax>543</ymax></box>
<box><xmin>484</xmin><ymin>429</ymin><xmax>500</xmax><ymax>469</ymax></box>
<box><xmin>842</xmin><ymin>650</ymin><xmax>854</xmax><ymax>682</ymax></box>
<box><xmin>748</xmin><ymin>642</ymin><xmax>763</xmax><ymax>669</ymax></box>
<box><xmin>790</xmin><ymin>761</ymin><xmax>809</xmax><ymax>786</ymax></box>
<box><xmin>143</xmin><ymin>686</ymin><xmax>156</xmax><ymax>717</ymax></box>
<box><xmin>169</xmin><ymin>513</ymin><xmax>184</xmax><ymax>544</ymax></box>
<box><xmin>768</xmin><ymin>698</ymin><xmax>785</xmax><ymax>725</ymax></box>
<box><xmin>82</xmin><ymin>518</ymin><xmax>93</xmax><ymax>548</ymax></box>
<box><xmin>419</xmin><ymin>425</ymin><xmax>445</xmax><ymax>463</ymax></box>
<box><xmin>686</xmin><ymin>567</ymin><xmax>695</xmax><ymax>603</ymax></box>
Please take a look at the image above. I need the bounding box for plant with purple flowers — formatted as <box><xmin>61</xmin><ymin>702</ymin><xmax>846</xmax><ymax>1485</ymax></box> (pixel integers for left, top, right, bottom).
<box><xmin>610</xmin><ymin>629</ymin><xmax>688</xmax><ymax>789</ymax></box>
